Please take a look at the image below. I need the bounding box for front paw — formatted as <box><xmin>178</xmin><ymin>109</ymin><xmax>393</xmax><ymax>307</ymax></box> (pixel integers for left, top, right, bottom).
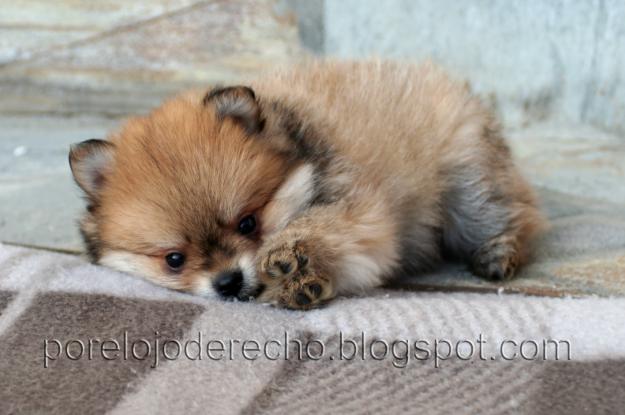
<box><xmin>259</xmin><ymin>240</ymin><xmax>334</xmax><ymax>310</ymax></box>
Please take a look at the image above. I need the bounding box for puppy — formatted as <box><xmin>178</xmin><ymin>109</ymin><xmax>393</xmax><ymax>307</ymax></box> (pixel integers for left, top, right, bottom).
<box><xmin>69</xmin><ymin>60</ymin><xmax>545</xmax><ymax>309</ymax></box>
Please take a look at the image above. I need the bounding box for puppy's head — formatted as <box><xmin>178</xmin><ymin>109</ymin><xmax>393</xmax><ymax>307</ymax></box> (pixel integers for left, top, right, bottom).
<box><xmin>69</xmin><ymin>86</ymin><xmax>316</xmax><ymax>300</ymax></box>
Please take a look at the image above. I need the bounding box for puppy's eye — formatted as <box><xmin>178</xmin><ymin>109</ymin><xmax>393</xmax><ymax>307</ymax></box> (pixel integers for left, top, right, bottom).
<box><xmin>238</xmin><ymin>214</ymin><xmax>257</xmax><ymax>235</ymax></box>
<box><xmin>165</xmin><ymin>252</ymin><xmax>185</xmax><ymax>271</ymax></box>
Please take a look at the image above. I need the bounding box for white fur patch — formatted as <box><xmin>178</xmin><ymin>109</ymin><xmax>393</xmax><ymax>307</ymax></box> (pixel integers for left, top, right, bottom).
<box><xmin>100</xmin><ymin>250</ymin><xmax>158</xmax><ymax>280</ymax></box>
<box><xmin>191</xmin><ymin>276</ymin><xmax>218</xmax><ymax>299</ymax></box>
<box><xmin>238</xmin><ymin>252</ymin><xmax>258</xmax><ymax>294</ymax></box>
<box><xmin>336</xmin><ymin>253</ymin><xmax>386</xmax><ymax>294</ymax></box>
<box><xmin>100</xmin><ymin>250</ymin><xmax>218</xmax><ymax>298</ymax></box>
<box><xmin>263</xmin><ymin>163</ymin><xmax>316</xmax><ymax>234</ymax></box>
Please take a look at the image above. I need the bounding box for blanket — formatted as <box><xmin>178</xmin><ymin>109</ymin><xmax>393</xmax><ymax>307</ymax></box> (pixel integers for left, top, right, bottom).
<box><xmin>0</xmin><ymin>242</ymin><xmax>624</xmax><ymax>414</ymax></box>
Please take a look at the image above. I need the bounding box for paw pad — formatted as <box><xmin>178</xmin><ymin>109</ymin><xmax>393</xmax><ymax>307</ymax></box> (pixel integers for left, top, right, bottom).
<box><xmin>295</xmin><ymin>292</ymin><xmax>312</xmax><ymax>306</ymax></box>
<box><xmin>261</xmin><ymin>240</ymin><xmax>332</xmax><ymax>309</ymax></box>
<box><xmin>296</xmin><ymin>253</ymin><xmax>309</xmax><ymax>267</ymax></box>
<box><xmin>307</xmin><ymin>283</ymin><xmax>322</xmax><ymax>297</ymax></box>
<box><xmin>277</xmin><ymin>261</ymin><xmax>293</xmax><ymax>274</ymax></box>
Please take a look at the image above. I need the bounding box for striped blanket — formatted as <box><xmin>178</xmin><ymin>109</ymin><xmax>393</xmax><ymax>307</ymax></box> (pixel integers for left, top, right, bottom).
<box><xmin>0</xmin><ymin>242</ymin><xmax>624</xmax><ymax>414</ymax></box>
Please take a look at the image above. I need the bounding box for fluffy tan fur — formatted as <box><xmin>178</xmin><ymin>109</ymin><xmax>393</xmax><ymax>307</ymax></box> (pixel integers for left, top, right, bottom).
<box><xmin>69</xmin><ymin>60</ymin><xmax>545</xmax><ymax>309</ymax></box>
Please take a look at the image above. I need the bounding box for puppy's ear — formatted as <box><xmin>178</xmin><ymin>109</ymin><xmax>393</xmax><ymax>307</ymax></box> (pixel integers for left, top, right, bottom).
<box><xmin>203</xmin><ymin>86</ymin><xmax>265</xmax><ymax>134</ymax></box>
<box><xmin>69</xmin><ymin>139</ymin><xmax>115</xmax><ymax>199</ymax></box>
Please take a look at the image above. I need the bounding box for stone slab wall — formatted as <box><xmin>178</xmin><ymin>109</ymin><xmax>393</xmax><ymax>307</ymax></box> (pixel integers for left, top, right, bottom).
<box><xmin>323</xmin><ymin>0</ymin><xmax>625</xmax><ymax>133</ymax></box>
<box><xmin>1</xmin><ymin>0</ymin><xmax>624</xmax><ymax>134</ymax></box>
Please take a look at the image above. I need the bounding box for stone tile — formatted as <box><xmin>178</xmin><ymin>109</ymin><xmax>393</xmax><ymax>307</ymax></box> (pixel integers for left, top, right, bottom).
<box><xmin>27</xmin><ymin>0</ymin><xmax>301</xmax><ymax>76</ymax></box>
<box><xmin>0</xmin><ymin>174</ymin><xmax>83</xmax><ymax>251</ymax></box>
<box><xmin>0</xmin><ymin>79</ymin><xmax>179</xmax><ymax>118</ymax></box>
<box><xmin>0</xmin><ymin>0</ymin><xmax>201</xmax><ymax>63</ymax></box>
<box><xmin>0</xmin><ymin>116</ymin><xmax>120</xmax><ymax>251</ymax></box>
<box><xmin>0</xmin><ymin>0</ymin><xmax>304</xmax><ymax>117</ymax></box>
<box><xmin>2</xmin><ymin>118</ymin><xmax>624</xmax><ymax>297</ymax></box>
<box><xmin>0</xmin><ymin>29</ymin><xmax>89</xmax><ymax>63</ymax></box>
<box><xmin>323</xmin><ymin>1</ymin><xmax>625</xmax><ymax>134</ymax></box>
<box><xmin>0</xmin><ymin>0</ymin><xmax>199</xmax><ymax>28</ymax></box>
<box><xmin>508</xmin><ymin>122</ymin><xmax>625</xmax><ymax>205</ymax></box>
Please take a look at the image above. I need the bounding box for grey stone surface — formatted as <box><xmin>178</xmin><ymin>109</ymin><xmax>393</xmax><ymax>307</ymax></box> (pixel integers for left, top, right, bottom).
<box><xmin>0</xmin><ymin>116</ymin><xmax>120</xmax><ymax>251</ymax></box>
<box><xmin>508</xmin><ymin>122</ymin><xmax>625</xmax><ymax>204</ymax></box>
<box><xmin>4</xmin><ymin>0</ymin><xmax>625</xmax><ymax>135</ymax></box>
<box><xmin>324</xmin><ymin>0</ymin><xmax>625</xmax><ymax>134</ymax></box>
<box><xmin>277</xmin><ymin>0</ymin><xmax>325</xmax><ymax>54</ymax></box>
<box><xmin>0</xmin><ymin>0</ymin><xmax>303</xmax><ymax>117</ymax></box>
<box><xmin>0</xmin><ymin>0</ymin><xmax>199</xmax><ymax>63</ymax></box>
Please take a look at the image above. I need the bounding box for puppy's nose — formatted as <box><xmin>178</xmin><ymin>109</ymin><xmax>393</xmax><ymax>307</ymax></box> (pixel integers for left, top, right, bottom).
<box><xmin>214</xmin><ymin>269</ymin><xmax>243</xmax><ymax>298</ymax></box>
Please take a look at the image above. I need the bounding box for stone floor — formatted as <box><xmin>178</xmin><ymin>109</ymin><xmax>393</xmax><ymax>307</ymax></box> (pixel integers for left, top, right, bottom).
<box><xmin>1</xmin><ymin>115</ymin><xmax>624</xmax><ymax>297</ymax></box>
<box><xmin>0</xmin><ymin>115</ymin><xmax>118</xmax><ymax>251</ymax></box>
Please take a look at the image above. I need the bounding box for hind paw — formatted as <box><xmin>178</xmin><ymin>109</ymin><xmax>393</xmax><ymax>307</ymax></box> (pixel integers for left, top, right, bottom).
<box><xmin>472</xmin><ymin>237</ymin><xmax>520</xmax><ymax>281</ymax></box>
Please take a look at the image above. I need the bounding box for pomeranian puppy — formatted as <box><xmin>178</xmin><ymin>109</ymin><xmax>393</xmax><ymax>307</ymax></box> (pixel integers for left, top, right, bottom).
<box><xmin>69</xmin><ymin>60</ymin><xmax>545</xmax><ymax>309</ymax></box>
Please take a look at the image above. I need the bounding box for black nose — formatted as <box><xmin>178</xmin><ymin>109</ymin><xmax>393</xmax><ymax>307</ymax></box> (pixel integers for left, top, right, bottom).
<box><xmin>214</xmin><ymin>269</ymin><xmax>243</xmax><ymax>298</ymax></box>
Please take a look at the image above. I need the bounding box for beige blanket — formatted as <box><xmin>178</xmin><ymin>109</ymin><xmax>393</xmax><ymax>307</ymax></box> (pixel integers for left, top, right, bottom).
<box><xmin>0</xmin><ymin>242</ymin><xmax>624</xmax><ymax>414</ymax></box>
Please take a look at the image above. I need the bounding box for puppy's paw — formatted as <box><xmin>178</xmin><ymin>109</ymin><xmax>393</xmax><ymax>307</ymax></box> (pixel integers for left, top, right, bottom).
<box><xmin>471</xmin><ymin>236</ymin><xmax>519</xmax><ymax>281</ymax></box>
<box><xmin>262</xmin><ymin>240</ymin><xmax>309</xmax><ymax>279</ymax></box>
<box><xmin>260</xmin><ymin>240</ymin><xmax>333</xmax><ymax>310</ymax></box>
